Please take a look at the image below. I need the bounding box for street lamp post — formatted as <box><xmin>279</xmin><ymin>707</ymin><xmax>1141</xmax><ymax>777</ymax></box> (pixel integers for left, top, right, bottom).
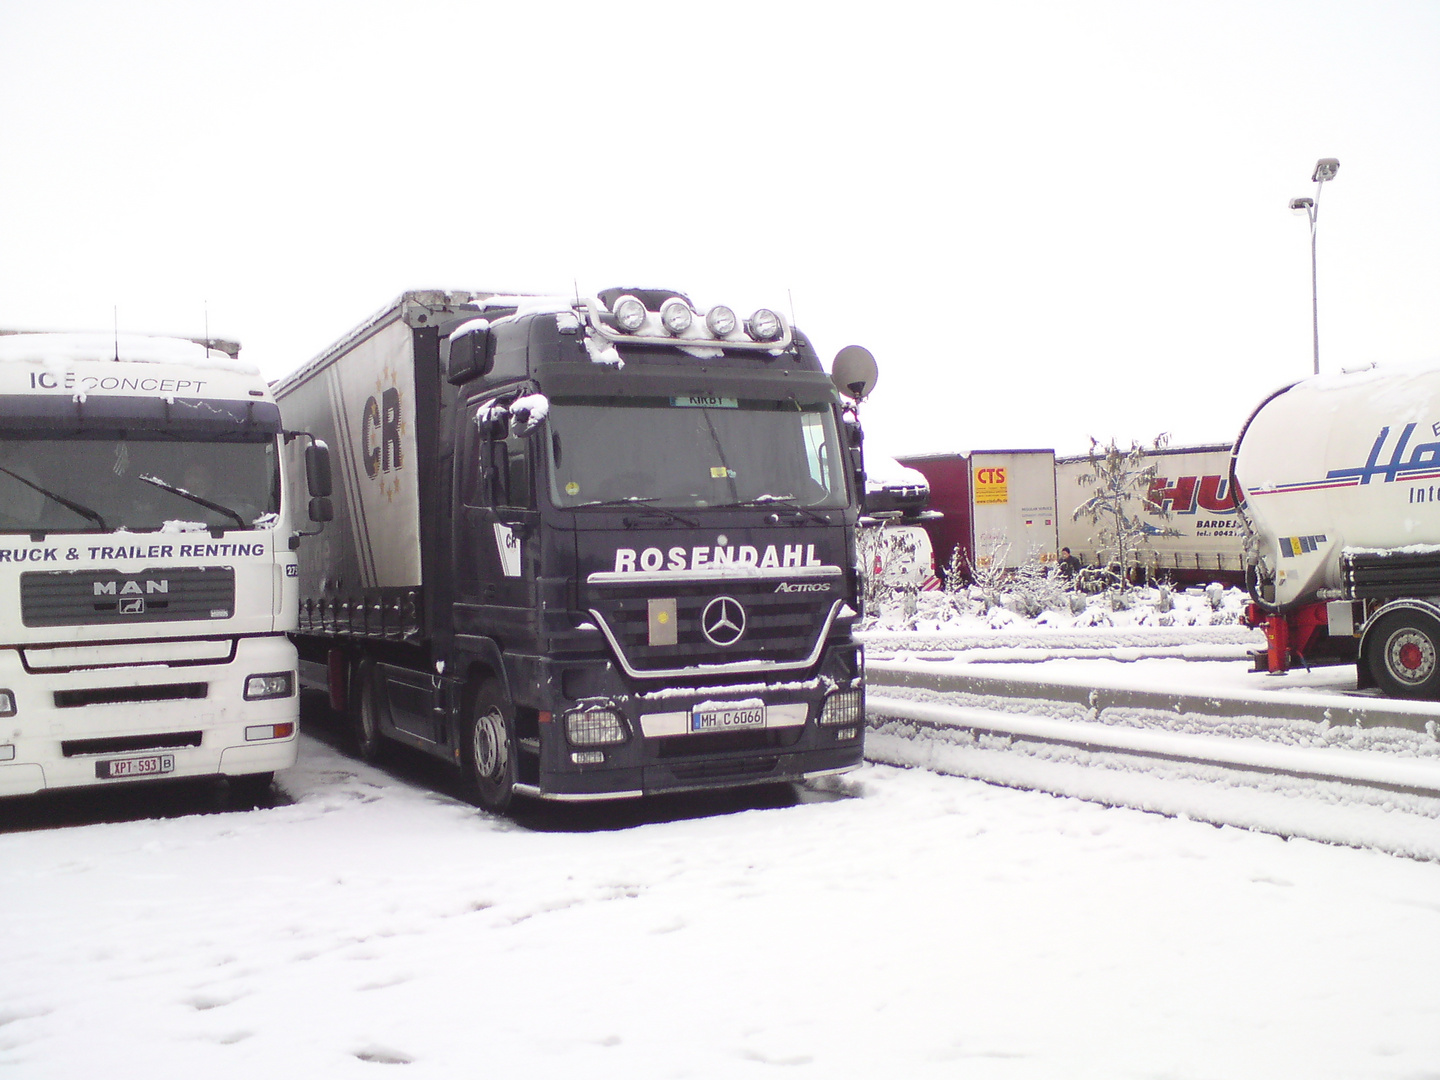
<box><xmin>1289</xmin><ymin>157</ymin><xmax>1340</xmax><ymax>376</ymax></box>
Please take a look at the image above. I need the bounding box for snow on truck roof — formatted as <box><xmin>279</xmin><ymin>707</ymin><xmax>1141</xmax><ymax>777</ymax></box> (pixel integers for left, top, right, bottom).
<box><xmin>0</xmin><ymin>332</ymin><xmax>256</xmax><ymax>374</ymax></box>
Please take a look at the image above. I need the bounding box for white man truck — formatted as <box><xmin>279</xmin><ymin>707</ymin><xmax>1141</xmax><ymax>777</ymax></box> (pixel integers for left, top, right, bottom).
<box><xmin>1233</xmin><ymin>360</ymin><xmax>1440</xmax><ymax>696</ymax></box>
<box><xmin>275</xmin><ymin>289</ymin><xmax>870</xmax><ymax>810</ymax></box>
<box><xmin>0</xmin><ymin>332</ymin><xmax>332</xmax><ymax>799</ymax></box>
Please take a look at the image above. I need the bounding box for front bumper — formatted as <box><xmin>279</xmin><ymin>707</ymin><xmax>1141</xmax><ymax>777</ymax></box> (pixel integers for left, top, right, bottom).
<box><xmin>0</xmin><ymin>634</ymin><xmax>298</xmax><ymax>796</ymax></box>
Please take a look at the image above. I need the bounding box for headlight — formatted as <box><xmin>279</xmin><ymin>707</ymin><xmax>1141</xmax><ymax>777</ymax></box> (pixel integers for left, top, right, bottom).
<box><xmin>660</xmin><ymin>298</ymin><xmax>694</xmax><ymax>335</ymax></box>
<box><xmin>819</xmin><ymin>689</ymin><xmax>862</xmax><ymax>726</ymax></box>
<box><xmin>746</xmin><ymin>308</ymin><xmax>784</xmax><ymax>342</ymax></box>
<box><xmin>705</xmin><ymin>305</ymin><xmax>737</xmax><ymax>337</ymax></box>
<box><xmin>612</xmin><ymin>295</ymin><xmax>648</xmax><ymax>332</ymax></box>
<box><xmin>244</xmin><ymin>672</ymin><xmax>294</xmax><ymax>700</ymax></box>
<box><xmin>565</xmin><ymin>708</ymin><xmax>628</xmax><ymax>746</ymax></box>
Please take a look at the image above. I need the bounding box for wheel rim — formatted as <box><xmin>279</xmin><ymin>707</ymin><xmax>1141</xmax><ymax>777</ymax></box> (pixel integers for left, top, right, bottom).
<box><xmin>1384</xmin><ymin>626</ymin><xmax>1436</xmax><ymax>685</ymax></box>
<box><xmin>472</xmin><ymin>706</ymin><xmax>508</xmax><ymax>780</ymax></box>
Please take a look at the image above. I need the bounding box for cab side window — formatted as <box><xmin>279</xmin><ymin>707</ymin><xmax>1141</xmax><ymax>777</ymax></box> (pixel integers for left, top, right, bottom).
<box><xmin>464</xmin><ymin>399</ymin><xmax>534</xmax><ymax>510</ymax></box>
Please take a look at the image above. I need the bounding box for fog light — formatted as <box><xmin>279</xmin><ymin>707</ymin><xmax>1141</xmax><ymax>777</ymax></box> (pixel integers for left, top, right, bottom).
<box><xmin>244</xmin><ymin>672</ymin><xmax>294</xmax><ymax>700</ymax></box>
<box><xmin>659</xmin><ymin>298</ymin><xmax>693</xmax><ymax>335</ymax></box>
<box><xmin>565</xmin><ymin>708</ymin><xmax>628</xmax><ymax>746</ymax></box>
<box><xmin>245</xmin><ymin>722</ymin><xmax>296</xmax><ymax>741</ymax></box>
<box><xmin>834</xmin><ymin>726</ymin><xmax>858</xmax><ymax>741</ymax></box>
<box><xmin>571</xmin><ymin>750</ymin><xmax>605</xmax><ymax>765</ymax></box>
<box><xmin>745</xmin><ymin>308</ymin><xmax>784</xmax><ymax>342</ymax></box>
<box><xmin>0</xmin><ymin>744</ymin><xmax>14</xmax><ymax>762</ymax></box>
<box><xmin>612</xmin><ymin>295</ymin><xmax>648</xmax><ymax>332</ymax></box>
<box><xmin>0</xmin><ymin>689</ymin><xmax>14</xmax><ymax>717</ymax></box>
<box><xmin>820</xmin><ymin>689</ymin><xmax>862</xmax><ymax>726</ymax></box>
<box><xmin>705</xmin><ymin>305</ymin><xmax>737</xmax><ymax>337</ymax></box>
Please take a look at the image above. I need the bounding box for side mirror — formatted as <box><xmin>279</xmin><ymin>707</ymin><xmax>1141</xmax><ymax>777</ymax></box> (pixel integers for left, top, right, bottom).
<box><xmin>309</xmin><ymin>496</ymin><xmax>334</xmax><ymax>523</ymax></box>
<box><xmin>446</xmin><ymin>324</ymin><xmax>493</xmax><ymax>385</ymax></box>
<box><xmin>305</xmin><ymin>441</ymin><xmax>333</xmax><ymax>498</ymax></box>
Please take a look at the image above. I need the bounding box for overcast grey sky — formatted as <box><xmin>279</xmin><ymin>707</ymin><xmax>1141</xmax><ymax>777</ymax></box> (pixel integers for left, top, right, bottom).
<box><xmin>2</xmin><ymin>0</ymin><xmax>1436</xmax><ymax>458</ymax></box>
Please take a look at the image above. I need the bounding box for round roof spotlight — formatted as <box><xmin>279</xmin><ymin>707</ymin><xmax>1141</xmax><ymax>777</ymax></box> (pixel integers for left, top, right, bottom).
<box><xmin>746</xmin><ymin>308</ymin><xmax>784</xmax><ymax>343</ymax></box>
<box><xmin>705</xmin><ymin>305</ymin><xmax>737</xmax><ymax>337</ymax></box>
<box><xmin>659</xmin><ymin>298</ymin><xmax>694</xmax><ymax>336</ymax></box>
<box><xmin>613</xmin><ymin>295</ymin><xmax>648</xmax><ymax>333</ymax></box>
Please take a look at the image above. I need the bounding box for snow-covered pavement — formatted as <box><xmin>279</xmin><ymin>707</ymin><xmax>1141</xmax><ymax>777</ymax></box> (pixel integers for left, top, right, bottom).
<box><xmin>4</xmin><ymin>732</ymin><xmax>1439</xmax><ymax>1079</ymax></box>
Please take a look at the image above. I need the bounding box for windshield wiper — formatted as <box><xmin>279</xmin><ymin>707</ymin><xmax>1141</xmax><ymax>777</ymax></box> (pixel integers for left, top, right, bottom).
<box><xmin>574</xmin><ymin>496</ymin><xmax>699</xmax><ymax>527</ymax></box>
<box><xmin>140</xmin><ymin>473</ymin><xmax>247</xmax><ymax>530</ymax></box>
<box><xmin>0</xmin><ymin>464</ymin><xmax>108</xmax><ymax>530</ymax></box>
<box><xmin>720</xmin><ymin>494</ymin><xmax>830</xmax><ymax>524</ymax></box>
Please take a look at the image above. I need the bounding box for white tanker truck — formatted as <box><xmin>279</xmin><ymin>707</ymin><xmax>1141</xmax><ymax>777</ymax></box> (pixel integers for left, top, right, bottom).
<box><xmin>1232</xmin><ymin>359</ymin><xmax>1440</xmax><ymax>697</ymax></box>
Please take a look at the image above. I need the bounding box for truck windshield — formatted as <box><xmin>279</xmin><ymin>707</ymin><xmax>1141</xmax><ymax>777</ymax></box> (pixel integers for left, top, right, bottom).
<box><xmin>0</xmin><ymin>435</ymin><xmax>279</xmax><ymax>534</ymax></box>
<box><xmin>546</xmin><ymin>396</ymin><xmax>847</xmax><ymax>510</ymax></box>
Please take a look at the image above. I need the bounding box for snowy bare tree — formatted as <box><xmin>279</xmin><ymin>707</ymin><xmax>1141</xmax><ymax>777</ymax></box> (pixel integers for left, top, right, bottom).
<box><xmin>1069</xmin><ymin>435</ymin><xmax>1180</xmax><ymax>588</ymax></box>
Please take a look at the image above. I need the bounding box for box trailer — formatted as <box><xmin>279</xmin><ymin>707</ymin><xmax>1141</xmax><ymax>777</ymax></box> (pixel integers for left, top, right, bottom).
<box><xmin>1056</xmin><ymin>443</ymin><xmax>1244</xmax><ymax>585</ymax></box>
<box><xmin>275</xmin><ymin>289</ymin><xmax>870</xmax><ymax>808</ymax></box>
<box><xmin>897</xmin><ymin>450</ymin><xmax>1058</xmax><ymax>580</ymax></box>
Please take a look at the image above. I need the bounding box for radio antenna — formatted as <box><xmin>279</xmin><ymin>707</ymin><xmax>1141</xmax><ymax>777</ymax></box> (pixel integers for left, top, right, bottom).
<box><xmin>204</xmin><ymin>300</ymin><xmax>210</xmax><ymax>353</ymax></box>
<box><xmin>113</xmin><ymin>306</ymin><xmax>119</xmax><ymax>361</ymax></box>
<box><xmin>788</xmin><ymin>289</ymin><xmax>796</xmax><ymax>327</ymax></box>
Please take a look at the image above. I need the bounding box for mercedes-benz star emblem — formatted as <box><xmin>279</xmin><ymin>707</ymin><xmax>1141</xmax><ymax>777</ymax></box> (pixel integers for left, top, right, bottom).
<box><xmin>701</xmin><ymin>595</ymin><xmax>746</xmax><ymax>647</ymax></box>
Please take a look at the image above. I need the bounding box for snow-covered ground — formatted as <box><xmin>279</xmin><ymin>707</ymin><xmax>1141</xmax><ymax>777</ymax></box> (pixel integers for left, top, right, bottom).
<box><xmin>4</xmin><ymin>730</ymin><xmax>1440</xmax><ymax>1078</ymax></box>
<box><xmin>4</xmin><ymin>586</ymin><xmax>1440</xmax><ymax>1077</ymax></box>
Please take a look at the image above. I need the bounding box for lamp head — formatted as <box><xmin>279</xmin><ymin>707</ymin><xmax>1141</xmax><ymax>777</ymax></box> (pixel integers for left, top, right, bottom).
<box><xmin>1312</xmin><ymin>158</ymin><xmax>1340</xmax><ymax>182</ymax></box>
<box><xmin>1289</xmin><ymin>196</ymin><xmax>1314</xmax><ymax>215</ymax></box>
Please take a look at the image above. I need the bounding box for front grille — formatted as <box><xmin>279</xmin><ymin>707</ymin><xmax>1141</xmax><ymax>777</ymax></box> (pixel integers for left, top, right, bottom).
<box><xmin>62</xmin><ymin>731</ymin><xmax>203</xmax><ymax>757</ymax></box>
<box><xmin>22</xmin><ymin>566</ymin><xmax>236</xmax><ymax>627</ymax></box>
<box><xmin>589</xmin><ymin>577</ymin><xmax>838</xmax><ymax>673</ymax></box>
<box><xmin>667</xmin><ymin>756</ymin><xmax>781</xmax><ymax>782</ymax></box>
<box><xmin>652</xmin><ymin>729</ymin><xmax>800</xmax><ymax>758</ymax></box>
<box><xmin>54</xmin><ymin>682</ymin><xmax>208</xmax><ymax>709</ymax></box>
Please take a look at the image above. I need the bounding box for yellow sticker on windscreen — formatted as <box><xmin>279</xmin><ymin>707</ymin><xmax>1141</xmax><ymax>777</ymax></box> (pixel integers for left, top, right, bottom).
<box><xmin>710</xmin><ymin>467</ymin><xmax>729</xmax><ymax>479</ymax></box>
<box><xmin>565</xmin><ymin>481</ymin><xmax>579</xmax><ymax>495</ymax></box>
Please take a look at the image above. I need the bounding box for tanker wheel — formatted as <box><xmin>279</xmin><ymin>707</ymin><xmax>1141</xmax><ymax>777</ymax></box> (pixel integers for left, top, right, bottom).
<box><xmin>349</xmin><ymin>659</ymin><xmax>386</xmax><ymax>764</ymax></box>
<box><xmin>1366</xmin><ymin>611</ymin><xmax>1440</xmax><ymax>699</ymax></box>
<box><xmin>461</xmin><ymin>680</ymin><xmax>516</xmax><ymax>813</ymax></box>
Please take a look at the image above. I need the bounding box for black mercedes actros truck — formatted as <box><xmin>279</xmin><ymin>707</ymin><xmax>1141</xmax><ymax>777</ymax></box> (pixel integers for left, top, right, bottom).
<box><xmin>275</xmin><ymin>288</ymin><xmax>873</xmax><ymax>810</ymax></box>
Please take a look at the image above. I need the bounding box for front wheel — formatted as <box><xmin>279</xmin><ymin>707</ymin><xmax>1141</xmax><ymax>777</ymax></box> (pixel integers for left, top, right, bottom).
<box><xmin>1365</xmin><ymin>611</ymin><xmax>1440</xmax><ymax>698</ymax></box>
<box><xmin>461</xmin><ymin>680</ymin><xmax>517</xmax><ymax>813</ymax></box>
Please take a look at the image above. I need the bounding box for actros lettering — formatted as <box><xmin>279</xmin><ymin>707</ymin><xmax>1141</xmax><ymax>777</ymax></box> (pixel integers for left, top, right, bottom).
<box><xmin>362</xmin><ymin>386</ymin><xmax>403</xmax><ymax>478</ymax></box>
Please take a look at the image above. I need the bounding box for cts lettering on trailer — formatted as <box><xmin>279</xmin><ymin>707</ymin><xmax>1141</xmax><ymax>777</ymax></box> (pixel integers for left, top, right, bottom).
<box><xmin>1252</xmin><ymin>424</ymin><xmax>1440</xmax><ymax>495</ymax></box>
<box><xmin>613</xmin><ymin>544</ymin><xmax>825</xmax><ymax>573</ymax></box>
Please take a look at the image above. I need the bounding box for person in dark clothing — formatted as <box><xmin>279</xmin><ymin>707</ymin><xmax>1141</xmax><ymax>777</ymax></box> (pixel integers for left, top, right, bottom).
<box><xmin>1058</xmin><ymin>547</ymin><xmax>1082</xmax><ymax>579</ymax></box>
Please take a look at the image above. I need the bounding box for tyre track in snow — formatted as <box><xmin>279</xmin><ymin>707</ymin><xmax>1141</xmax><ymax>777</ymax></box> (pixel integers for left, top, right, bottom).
<box><xmin>864</xmin><ymin>660</ymin><xmax>1440</xmax><ymax>861</ymax></box>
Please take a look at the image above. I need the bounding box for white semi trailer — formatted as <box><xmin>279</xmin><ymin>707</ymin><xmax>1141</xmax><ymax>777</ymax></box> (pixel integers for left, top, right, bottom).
<box><xmin>0</xmin><ymin>331</ymin><xmax>331</xmax><ymax>798</ymax></box>
<box><xmin>1232</xmin><ymin>360</ymin><xmax>1440</xmax><ymax>696</ymax></box>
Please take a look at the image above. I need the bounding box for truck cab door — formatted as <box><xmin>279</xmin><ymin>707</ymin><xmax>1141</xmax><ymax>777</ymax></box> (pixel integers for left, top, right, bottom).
<box><xmin>454</xmin><ymin>397</ymin><xmax>539</xmax><ymax>641</ymax></box>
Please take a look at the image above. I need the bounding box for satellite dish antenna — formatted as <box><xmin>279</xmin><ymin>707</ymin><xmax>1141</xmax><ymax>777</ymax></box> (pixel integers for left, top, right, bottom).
<box><xmin>831</xmin><ymin>345</ymin><xmax>878</xmax><ymax>403</ymax></box>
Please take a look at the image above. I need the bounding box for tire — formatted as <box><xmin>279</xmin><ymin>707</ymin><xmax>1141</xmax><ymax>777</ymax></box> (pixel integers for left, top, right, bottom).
<box><xmin>460</xmin><ymin>680</ymin><xmax>516</xmax><ymax>813</ymax></box>
<box><xmin>1366</xmin><ymin>611</ymin><xmax>1440</xmax><ymax>698</ymax></box>
<box><xmin>349</xmin><ymin>659</ymin><xmax>386</xmax><ymax>764</ymax></box>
